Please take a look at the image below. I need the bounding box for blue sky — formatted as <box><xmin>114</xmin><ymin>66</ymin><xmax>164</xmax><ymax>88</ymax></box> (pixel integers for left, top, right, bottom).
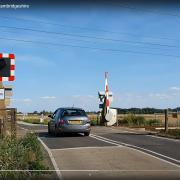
<box><xmin>1</xmin><ymin>4</ymin><xmax>180</xmax><ymax>112</ymax></box>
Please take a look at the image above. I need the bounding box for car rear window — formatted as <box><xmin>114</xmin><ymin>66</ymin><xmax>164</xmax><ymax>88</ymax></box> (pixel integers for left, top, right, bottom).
<box><xmin>62</xmin><ymin>109</ymin><xmax>87</xmax><ymax>117</ymax></box>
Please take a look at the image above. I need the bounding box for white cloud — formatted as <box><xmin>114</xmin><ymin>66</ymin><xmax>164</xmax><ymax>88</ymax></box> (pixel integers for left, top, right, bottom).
<box><xmin>22</xmin><ymin>98</ymin><xmax>32</xmax><ymax>103</ymax></box>
<box><xmin>72</xmin><ymin>95</ymin><xmax>81</xmax><ymax>98</ymax></box>
<box><xmin>40</xmin><ymin>96</ymin><xmax>56</xmax><ymax>99</ymax></box>
<box><xmin>87</xmin><ymin>95</ymin><xmax>96</xmax><ymax>99</ymax></box>
<box><xmin>12</xmin><ymin>98</ymin><xmax>32</xmax><ymax>103</ymax></box>
<box><xmin>148</xmin><ymin>93</ymin><xmax>171</xmax><ymax>99</ymax></box>
<box><xmin>170</xmin><ymin>86</ymin><xmax>180</xmax><ymax>91</ymax></box>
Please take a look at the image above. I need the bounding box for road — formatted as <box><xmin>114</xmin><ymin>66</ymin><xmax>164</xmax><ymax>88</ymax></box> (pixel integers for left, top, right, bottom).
<box><xmin>18</xmin><ymin>122</ymin><xmax>180</xmax><ymax>180</ymax></box>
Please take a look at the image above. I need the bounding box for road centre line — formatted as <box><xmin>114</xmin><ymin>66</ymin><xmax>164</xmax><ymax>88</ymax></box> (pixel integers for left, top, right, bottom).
<box><xmin>91</xmin><ymin>134</ymin><xmax>180</xmax><ymax>168</ymax></box>
<box><xmin>89</xmin><ymin>134</ymin><xmax>121</xmax><ymax>146</ymax></box>
<box><xmin>18</xmin><ymin>125</ymin><xmax>180</xmax><ymax>171</ymax></box>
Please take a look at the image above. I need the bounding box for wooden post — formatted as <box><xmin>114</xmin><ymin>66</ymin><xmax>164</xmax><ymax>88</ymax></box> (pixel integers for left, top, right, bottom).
<box><xmin>177</xmin><ymin>109</ymin><xmax>179</xmax><ymax>128</ymax></box>
<box><xmin>165</xmin><ymin>109</ymin><xmax>168</xmax><ymax>133</ymax></box>
<box><xmin>0</xmin><ymin>82</ymin><xmax>5</xmax><ymax>137</ymax></box>
<box><xmin>0</xmin><ymin>82</ymin><xmax>5</xmax><ymax>109</ymax></box>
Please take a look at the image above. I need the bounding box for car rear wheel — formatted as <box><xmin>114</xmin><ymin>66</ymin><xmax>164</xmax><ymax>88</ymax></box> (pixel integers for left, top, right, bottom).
<box><xmin>48</xmin><ymin>124</ymin><xmax>51</xmax><ymax>134</ymax></box>
<box><xmin>84</xmin><ymin>132</ymin><xmax>90</xmax><ymax>136</ymax></box>
<box><xmin>54</xmin><ymin>127</ymin><xmax>59</xmax><ymax>137</ymax></box>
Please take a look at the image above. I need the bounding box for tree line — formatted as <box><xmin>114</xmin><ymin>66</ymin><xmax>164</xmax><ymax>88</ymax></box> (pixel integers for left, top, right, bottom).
<box><xmin>114</xmin><ymin>107</ymin><xmax>180</xmax><ymax>114</ymax></box>
<box><xmin>17</xmin><ymin>107</ymin><xmax>180</xmax><ymax>115</ymax></box>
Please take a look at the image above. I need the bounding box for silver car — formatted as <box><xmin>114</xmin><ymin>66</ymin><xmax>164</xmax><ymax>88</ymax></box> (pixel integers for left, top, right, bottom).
<box><xmin>48</xmin><ymin>107</ymin><xmax>91</xmax><ymax>136</ymax></box>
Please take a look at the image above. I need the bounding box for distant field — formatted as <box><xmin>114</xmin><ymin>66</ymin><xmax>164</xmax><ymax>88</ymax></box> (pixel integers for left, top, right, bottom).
<box><xmin>17</xmin><ymin>113</ymin><xmax>180</xmax><ymax>127</ymax></box>
<box><xmin>117</xmin><ymin>114</ymin><xmax>180</xmax><ymax>126</ymax></box>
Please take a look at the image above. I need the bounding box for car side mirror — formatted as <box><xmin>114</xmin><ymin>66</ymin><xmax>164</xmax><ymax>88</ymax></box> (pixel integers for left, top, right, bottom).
<box><xmin>48</xmin><ymin>114</ymin><xmax>52</xmax><ymax>118</ymax></box>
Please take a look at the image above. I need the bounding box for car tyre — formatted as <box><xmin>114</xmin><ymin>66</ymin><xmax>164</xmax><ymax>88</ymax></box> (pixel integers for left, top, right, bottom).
<box><xmin>84</xmin><ymin>132</ymin><xmax>90</xmax><ymax>136</ymax></box>
<box><xmin>48</xmin><ymin>124</ymin><xmax>51</xmax><ymax>134</ymax></box>
<box><xmin>54</xmin><ymin>126</ymin><xmax>59</xmax><ymax>137</ymax></box>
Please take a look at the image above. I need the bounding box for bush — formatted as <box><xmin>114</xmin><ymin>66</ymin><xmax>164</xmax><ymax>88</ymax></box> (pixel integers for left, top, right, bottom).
<box><xmin>122</xmin><ymin>114</ymin><xmax>146</xmax><ymax>126</ymax></box>
<box><xmin>23</xmin><ymin>118</ymin><xmax>49</xmax><ymax>125</ymax></box>
<box><xmin>0</xmin><ymin>133</ymin><xmax>49</xmax><ymax>179</ymax></box>
<box><xmin>146</xmin><ymin>119</ymin><xmax>161</xmax><ymax>126</ymax></box>
<box><xmin>91</xmin><ymin>119</ymin><xmax>98</xmax><ymax>126</ymax></box>
<box><xmin>159</xmin><ymin>129</ymin><xmax>180</xmax><ymax>139</ymax></box>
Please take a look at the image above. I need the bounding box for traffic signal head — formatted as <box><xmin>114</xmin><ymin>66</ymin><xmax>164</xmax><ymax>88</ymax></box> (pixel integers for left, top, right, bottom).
<box><xmin>0</xmin><ymin>54</ymin><xmax>15</xmax><ymax>82</ymax></box>
<box><xmin>0</xmin><ymin>58</ymin><xmax>11</xmax><ymax>77</ymax></box>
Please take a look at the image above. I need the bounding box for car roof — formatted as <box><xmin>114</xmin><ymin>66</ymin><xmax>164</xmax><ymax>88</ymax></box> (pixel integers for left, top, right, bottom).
<box><xmin>56</xmin><ymin>107</ymin><xmax>85</xmax><ymax>111</ymax></box>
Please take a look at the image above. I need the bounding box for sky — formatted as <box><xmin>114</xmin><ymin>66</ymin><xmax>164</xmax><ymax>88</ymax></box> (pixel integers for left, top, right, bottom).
<box><xmin>1</xmin><ymin>1</ymin><xmax>180</xmax><ymax>112</ymax></box>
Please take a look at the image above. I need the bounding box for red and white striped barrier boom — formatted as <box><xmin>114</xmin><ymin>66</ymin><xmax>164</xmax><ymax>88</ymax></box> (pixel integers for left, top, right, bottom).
<box><xmin>105</xmin><ymin>72</ymin><xmax>110</xmax><ymax>114</ymax></box>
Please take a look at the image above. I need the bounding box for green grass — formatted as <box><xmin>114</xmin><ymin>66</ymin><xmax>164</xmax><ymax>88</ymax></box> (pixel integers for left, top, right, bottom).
<box><xmin>119</xmin><ymin>114</ymin><xmax>161</xmax><ymax>127</ymax></box>
<box><xmin>90</xmin><ymin>119</ymin><xmax>98</xmax><ymax>126</ymax></box>
<box><xmin>0</xmin><ymin>133</ymin><xmax>49</xmax><ymax>179</ymax></box>
<box><xmin>23</xmin><ymin>118</ymin><xmax>49</xmax><ymax>125</ymax></box>
<box><xmin>159</xmin><ymin>129</ymin><xmax>180</xmax><ymax>139</ymax></box>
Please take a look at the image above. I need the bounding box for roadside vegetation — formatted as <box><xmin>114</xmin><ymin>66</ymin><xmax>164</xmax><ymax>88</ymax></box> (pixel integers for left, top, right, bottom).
<box><xmin>119</xmin><ymin>113</ymin><xmax>161</xmax><ymax>127</ymax></box>
<box><xmin>159</xmin><ymin>129</ymin><xmax>180</xmax><ymax>139</ymax></box>
<box><xmin>0</xmin><ymin>133</ymin><xmax>49</xmax><ymax>179</ymax></box>
<box><xmin>23</xmin><ymin>118</ymin><xmax>49</xmax><ymax>125</ymax></box>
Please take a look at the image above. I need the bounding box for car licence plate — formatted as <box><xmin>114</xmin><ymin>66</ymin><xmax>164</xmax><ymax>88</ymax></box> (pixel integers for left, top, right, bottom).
<box><xmin>69</xmin><ymin>120</ymin><xmax>82</xmax><ymax>125</ymax></box>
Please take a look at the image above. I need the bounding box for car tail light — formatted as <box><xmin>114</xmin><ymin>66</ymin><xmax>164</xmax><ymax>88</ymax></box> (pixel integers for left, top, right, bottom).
<box><xmin>59</xmin><ymin>119</ymin><xmax>65</xmax><ymax>126</ymax></box>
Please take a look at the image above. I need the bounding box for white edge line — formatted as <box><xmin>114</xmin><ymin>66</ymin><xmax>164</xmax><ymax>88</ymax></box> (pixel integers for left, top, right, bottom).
<box><xmin>18</xmin><ymin>126</ymin><xmax>180</xmax><ymax>171</ymax></box>
<box><xmin>1</xmin><ymin>170</ymin><xmax>180</xmax><ymax>172</ymax></box>
<box><xmin>38</xmin><ymin>137</ymin><xmax>63</xmax><ymax>180</ymax></box>
<box><xmin>91</xmin><ymin>134</ymin><xmax>180</xmax><ymax>164</ymax></box>
<box><xmin>147</xmin><ymin>134</ymin><xmax>180</xmax><ymax>142</ymax></box>
<box><xmin>111</xmin><ymin>127</ymin><xmax>180</xmax><ymax>142</ymax></box>
<box><xmin>18</xmin><ymin>126</ymin><xmax>63</xmax><ymax>180</ymax></box>
<box><xmin>90</xmin><ymin>134</ymin><xmax>180</xmax><ymax>168</ymax></box>
<box><xmin>51</xmin><ymin>146</ymin><xmax>120</xmax><ymax>151</ymax></box>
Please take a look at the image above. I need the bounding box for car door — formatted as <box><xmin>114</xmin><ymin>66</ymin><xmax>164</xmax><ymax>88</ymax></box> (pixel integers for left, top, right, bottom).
<box><xmin>54</xmin><ymin>109</ymin><xmax>61</xmax><ymax>126</ymax></box>
<box><xmin>51</xmin><ymin>109</ymin><xmax>61</xmax><ymax>131</ymax></box>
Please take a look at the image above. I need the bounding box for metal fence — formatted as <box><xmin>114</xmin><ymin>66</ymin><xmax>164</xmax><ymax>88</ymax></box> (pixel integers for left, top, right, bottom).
<box><xmin>0</xmin><ymin>108</ymin><xmax>16</xmax><ymax>138</ymax></box>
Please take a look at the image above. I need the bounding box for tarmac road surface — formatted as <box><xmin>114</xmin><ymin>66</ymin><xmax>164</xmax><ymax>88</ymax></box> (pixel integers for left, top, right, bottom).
<box><xmin>18</xmin><ymin>122</ymin><xmax>180</xmax><ymax>180</ymax></box>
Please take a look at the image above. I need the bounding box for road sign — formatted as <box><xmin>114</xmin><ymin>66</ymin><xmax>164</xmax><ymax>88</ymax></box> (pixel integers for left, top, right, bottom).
<box><xmin>0</xmin><ymin>89</ymin><xmax>5</xmax><ymax>100</ymax></box>
<box><xmin>5</xmin><ymin>98</ymin><xmax>10</xmax><ymax>106</ymax></box>
<box><xmin>0</xmin><ymin>53</ymin><xmax>15</xmax><ymax>81</ymax></box>
<box><xmin>99</xmin><ymin>104</ymin><xmax>103</xmax><ymax>109</ymax></box>
<box><xmin>5</xmin><ymin>86</ymin><xmax>13</xmax><ymax>98</ymax></box>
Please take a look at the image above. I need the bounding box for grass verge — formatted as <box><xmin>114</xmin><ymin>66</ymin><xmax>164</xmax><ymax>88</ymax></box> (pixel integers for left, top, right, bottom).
<box><xmin>0</xmin><ymin>133</ymin><xmax>50</xmax><ymax>179</ymax></box>
<box><xmin>22</xmin><ymin>118</ymin><xmax>49</xmax><ymax>125</ymax></box>
<box><xmin>158</xmin><ymin>129</ymin><xmax>180</xmax><ymax>139</ymax></box>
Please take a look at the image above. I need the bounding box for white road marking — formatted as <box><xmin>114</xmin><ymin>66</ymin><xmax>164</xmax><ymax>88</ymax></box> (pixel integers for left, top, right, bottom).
<box><xmin>18</xmin><ymin>125</ymin><xmax>180</xmax><ymax>172</ymax></box>
<box><xmin>91</xmin><ymin>134</ymin><xmax>180</xmax><ymax>168</ymax></box>
<box><xmin>1</xmin><ymin>169</ymin><xmax>180</xmax><ymax>172</ymax></box>
<box><xmin>147</xmin><ymin>134</ymin><xmax>180</xmax><ymax>142</ymax></box>
<box><xmin>89</xmin><ymin>134</ymin><xmax>121</xmax><ymax>146</ymax></box>
<box><xmin>51</xmin><ymin>146</ymin><xmax>120</xmax><ymax>151</ymax></box>
<box><xmin>41</xmin><ymin>169</ymin><xmax>180</xmax><ymax>172</ymax></box>
<box><xmin>18</xmin><ymin>126</ymin><xmax>63</xmax><ymax>180</ymax></box>
<box><xmin>38</xmin><ymin>137</ymin><xmax>63</xmax><ymax>180</ymax></box>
